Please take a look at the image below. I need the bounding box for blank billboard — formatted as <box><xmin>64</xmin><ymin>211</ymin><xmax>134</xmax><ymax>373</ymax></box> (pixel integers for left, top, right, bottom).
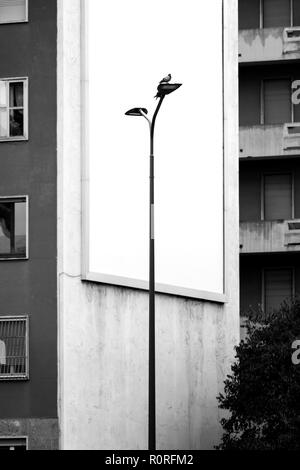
<box><xmin>83</xmin><ymin>0</ymin><xmax>224</xmax><ymax>299</ymax></box>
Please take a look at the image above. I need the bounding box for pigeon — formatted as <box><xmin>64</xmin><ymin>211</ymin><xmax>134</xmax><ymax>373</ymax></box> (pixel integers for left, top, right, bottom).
<box><xmin>160</xmin><ymin>74</ymin><xmax>172</xmax><ymax>84</ymax></box>
<box><xmin>155</xmin><ymin>74</ymin><xmax>172</xmax><ymax>98</ymax></box>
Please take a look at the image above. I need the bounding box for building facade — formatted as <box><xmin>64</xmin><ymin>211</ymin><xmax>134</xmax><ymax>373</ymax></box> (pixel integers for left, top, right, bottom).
<box><xmin>239</xmin><ymin>0</ymin><xmax>300</xmax><ymax>335</ymax></box>
<box><xmin>0</xmin><ymin>0</ymin><xmax>58</xmax><ymax>450</ymax></box>
<box><xmin>0</xmin><ymin>0</ymin><xmax>239</xmax><ymax>450</ymax></box>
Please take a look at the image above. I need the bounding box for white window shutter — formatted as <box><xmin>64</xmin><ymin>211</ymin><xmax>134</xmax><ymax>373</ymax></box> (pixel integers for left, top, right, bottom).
<box><xmin>0</xmin><ymin>0</ymin><xmax>27</xmax><ymax>23</ymax></box>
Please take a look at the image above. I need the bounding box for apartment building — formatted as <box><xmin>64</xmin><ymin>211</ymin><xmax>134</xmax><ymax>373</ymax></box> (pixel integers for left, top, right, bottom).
<box><xmin>239</xmin><ymin>0</ymin><xmax>300</xmax><ymax>328</ymax></box>
<box><xmin>0</xmin><ymin>0</ymin><xmax>58</xmax><ymax>450</ymax></box>
<box><xmin>0</xmin><ymin>0</ymin><xmax>239</xmax><ymax>450</ymax></box>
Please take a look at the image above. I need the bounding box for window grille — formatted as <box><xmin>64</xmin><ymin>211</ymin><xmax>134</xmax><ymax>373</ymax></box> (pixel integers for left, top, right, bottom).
<box><xmin>0</xmin><ymin>316</ymin><xmax>28</xmax><ymax>380</ymax></box>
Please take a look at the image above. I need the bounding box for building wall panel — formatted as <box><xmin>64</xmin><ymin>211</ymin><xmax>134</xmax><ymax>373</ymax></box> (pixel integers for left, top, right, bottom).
<box><xmin>0</xmin><ymin>0</ymin><xmax>57</xmax><ymax>421</ymax></box>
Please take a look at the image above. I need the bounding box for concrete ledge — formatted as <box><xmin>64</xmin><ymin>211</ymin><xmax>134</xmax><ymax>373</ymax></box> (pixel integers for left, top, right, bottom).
<box><xmin>82</xmin><ymin>272</ymin><xmax>227</xmax><ymax>303</ymax></box>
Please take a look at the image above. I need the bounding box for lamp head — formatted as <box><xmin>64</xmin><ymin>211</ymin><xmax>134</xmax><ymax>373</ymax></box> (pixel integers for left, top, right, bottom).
<box><xmin>125</xmin><ymin>108</ymin><xmax>148</xmax><ymax>117</ymax></box>
<box><xmin>155</xmin><ymin>83</ymin><xmax>182</xmax><ymax>99</ymax></box>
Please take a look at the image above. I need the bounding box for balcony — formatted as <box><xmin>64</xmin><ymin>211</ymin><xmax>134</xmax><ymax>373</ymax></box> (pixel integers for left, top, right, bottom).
<box><xmin>240</xmin><ymin>220</ymin><xmax>300</xmax><ymax>254</ymax></box>
<box><xmin>239</xmin><ymin>27</ymin><xmax>300</xmax><ymax>64</ymax></box>
<box><xmin>240</xmin><ymin>124</ymin><xmax>300</xmax><ymax>158</ymax></box>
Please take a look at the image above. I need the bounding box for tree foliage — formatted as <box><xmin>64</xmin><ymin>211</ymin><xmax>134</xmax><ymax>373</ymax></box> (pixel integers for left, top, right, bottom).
<box><xmin>217</xmin><ymin>299</ymin><xmax>300</xmax><ymax>450</ymax></box>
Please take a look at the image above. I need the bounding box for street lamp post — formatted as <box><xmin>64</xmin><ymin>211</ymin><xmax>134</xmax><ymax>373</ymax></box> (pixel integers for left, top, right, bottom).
<box><xmin>125</xmin><ymin>79</ymin><xmax>182</xmax><ymax>451</ymax></box>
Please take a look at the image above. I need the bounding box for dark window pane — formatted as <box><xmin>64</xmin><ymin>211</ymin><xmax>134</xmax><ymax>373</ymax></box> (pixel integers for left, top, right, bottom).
<box><xmin>0</xmin><ymin>200</ymin><xmax>26</xmax><ymax>258</ymax></box>
<box><xmin>9</xmin><ymin>82</ymin><xmax>23</xmax><ymax>107</ymax></box>
<box><xmin>264</xmin><ymin>79</ymin><xmax>291</xmax><ymax>124</ymax></box>
<box><xmin>240</xmin><ymin>78</ymin><xmax>261</xmax><ymax>125</ymax></box>
<box><xmin>9</xmin><ymin>109</ymin><xmax>23</xmax><ymax>136</ymax></box>
<box><xmin>294</xmin><ymin>98</ymin><xmax>300</xmax><ymax>122</ymax></box>
<box><xmin>264</xmin><ymin>173</ymin><xmax>292</xmax><ymax>220</ymax></box>
<box><xmin>294</xmin><ymin>0</ymin><xmax>300</xmax><ymax>26</ymax></box>
<box><xmin>239</xmin><ymin>0</ymin><xmax>260</xmax><ymax>29</ymax></box>
<box><xmin>264</xmin><ymin>269</ymin><xmax>293</xmax><ymax>313</ymax></box>
<box><xmin>263</xmin><ymin>0</ymin><xmax>291</xmax><ymax>28</ymax></box>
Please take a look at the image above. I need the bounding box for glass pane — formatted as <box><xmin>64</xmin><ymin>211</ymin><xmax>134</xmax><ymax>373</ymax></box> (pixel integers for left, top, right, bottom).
<box><xmin>294</xmin><ymin>0</ymin><xmax>300</xmax><ymax>26</ymax></box>
<box><xmin>264</xmin><ymin>174</ymin><xmax>292</xmax><ymax>220</ymax></box>
<box><xmin>264</xmin><ymin>79</ymin><xmax>291</xmax><ymax>124</ymax></box>
<box><xmin>0</xmin><ymin>108</ymin><xmax>8</xmax><ymax>137</ymax></box>
<box><xmin>0</xmin><ymin>200</ymin><xmax>26</xmax><ymax>257</ymax></box>
<box><xmin>9</xmin><ymin>109</ymin><xmax>24</xmax><ymax>136</ymax></box>
<box><xmin>239</xmin><ymin>0</ymin><xmax>260</xmax><ymax>30</ymax></box>
<box><xmin>9</xmin><ymin>82</ymin><xmax>23</xmax><ymax>107</ymax></box>
<box><xmin>265</xmin><ymin>269</ymin><xmax>293</xmax><ymax>314</ymax></box>
<box><xmin>0</xmin><ymin>80</ymin><xmax>6</xmax><ymax>107</ymax></box>
<box><xmin>0</xmin><ymin>0</ymin><xmax>27</xmax><ymax>23</ymax></box>
<box><xmin>15</xmin><ymin>202</ymin><xmax>26</xmax><ymax>255</ymax></box>
<box><xmin>263</xmin><ymin>0</ymin><xmax>291</xmax><ymax>28</ymax></box>
<box><xmin>0</xmin><ymin>202</ymin><xmax>12</xmax><ymax>255</ymax></box>
<box><xmin>239</xmin><ymin>78</ymin><xmax>261</xmax><ymax>125</ymax></box>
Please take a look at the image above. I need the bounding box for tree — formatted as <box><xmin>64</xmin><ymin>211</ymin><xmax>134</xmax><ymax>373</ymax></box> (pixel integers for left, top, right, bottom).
<box><xmin>217</xmin><ymin>299</ymin><xmax>300</xmax><ymax>450</ymax></box>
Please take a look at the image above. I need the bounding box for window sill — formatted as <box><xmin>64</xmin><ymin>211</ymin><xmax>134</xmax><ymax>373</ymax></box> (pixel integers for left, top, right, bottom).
<box><xmin>0</xmin><ymin>375</ymin><xmax>29</xmax><ymax>382</ymax></box>
<box><xmin>0</xmin><ymin>20</ymin><xmax>28</xmax><ymax>25</ymax></box>
<box><xmin>0</xmin><ymin>136</ymin><xmax>28</xmax><ymax>143</ymax></box>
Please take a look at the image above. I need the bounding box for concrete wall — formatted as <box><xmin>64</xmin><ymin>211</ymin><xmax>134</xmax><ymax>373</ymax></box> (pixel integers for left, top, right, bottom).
<box><xmin>0</xmin><ymin>0</ymin><xmax>58</xmax><ymax>440</ymax></box>
<box><xmin>57</xmin><ymin>0</ymin><xmax>239</xmax><ymax>450</ymax></box>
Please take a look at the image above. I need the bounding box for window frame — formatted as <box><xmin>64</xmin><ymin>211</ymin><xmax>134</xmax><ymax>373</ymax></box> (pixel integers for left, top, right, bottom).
<box><xmin>0</xmin><ymin>315</ymin><xmax>29</xmax><ymax>381</ymax></box>
<box><xmin>262</xmin><ymin>267</ymin><xmax>295</xmax><ymax>312</ymax></box>
<box><xmin>261</xmin><ymin>171</ymin><xmax>294</xmax><ymax>221</ymax></box>
<box><xmin>0</xmin><ymin>195</ymin><xmax>29</xmax><ymax>260</ymax></box>
<box><xmin>0</xmin><ymin>77</ymin><xmax>28</xmax><ymax>142</ymax></box>
<box><xmin>242</xmin><ymin>0</ymin><xmax>295</xmax><ymax>29</ymax></box>
<box><xmin>0</xmin><ymin>0</ymin><xmax>28</xmax><ymax>25</ymax></box>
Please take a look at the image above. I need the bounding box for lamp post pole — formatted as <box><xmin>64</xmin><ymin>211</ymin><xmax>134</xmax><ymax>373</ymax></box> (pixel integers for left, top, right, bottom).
<box><xmin>148</xmin><ymin>96</ymin><xmax>165</xmax><ymax>451</ymax></box>
<box><xmin>125</xmin><ymin>79</ymin><xmax>181</xmax><ymax>452</ymax></box>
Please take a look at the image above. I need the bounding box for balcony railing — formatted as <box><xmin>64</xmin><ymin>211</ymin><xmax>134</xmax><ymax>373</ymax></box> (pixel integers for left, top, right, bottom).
<box><xmin>240</xmin><ymin>219</ymin><xmax>300</xmax><ymax>254</ymax></box>
<box><xmin>240</xmin><ymin>124</ymin><xmax>300</xmax><ymax>158</ymax></box>
<box><xmin>239</xmin><ymin>27</ymin><xmax>300</xmax><ymax>63</ymax></box>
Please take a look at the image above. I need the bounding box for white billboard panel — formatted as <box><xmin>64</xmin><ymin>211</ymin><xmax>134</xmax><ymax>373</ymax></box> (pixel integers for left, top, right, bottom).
<box><xmin>83</xmin><ymin>0</ymin><xmax>225</xmax><ymax>299</ymax></box>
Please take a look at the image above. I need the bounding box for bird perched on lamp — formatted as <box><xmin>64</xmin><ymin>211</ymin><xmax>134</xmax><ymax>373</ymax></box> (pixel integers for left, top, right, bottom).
<box><xmin>155</xmin><ymin>74</ymin><xmax>172</xmax><ymax>99</ymax></box>
<box><xmin>160</xmin><ymin>73</ymin><xmax>172</xmax><ymax>84</ymax></box>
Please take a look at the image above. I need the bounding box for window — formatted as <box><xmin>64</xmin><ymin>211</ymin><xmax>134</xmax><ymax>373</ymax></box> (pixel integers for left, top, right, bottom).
<box><xmin>0</xmin><ymin>0</ymin><xmax>28</xmax><ymax>24</ymax></box>
<box><xmin>264</xmin><ymin>268</ymin><xmax>293</xmax><ymax>313</ymax></box>
<box><xmin>240</xmin><ymin>77</ymin><xmax>297</xmax><ymax>126</ymax></box>
<box><xmin>239</xmin><ymin>0</ymin><xmax>260</xmax><ymax>30</ymax></box>
<box><xmin>239</xmin><ymin>78</ymin><xmax>261</xmax><ymax>126</ymax></box>
<box><xmin>0</xmin><ymin>316</ymin><xmax>29</xmax><ymax>380</ymax></box>
<box><xmin>0</xmin><ymin>438</ymin><xmax>27</xmax><ymax>451</ymax></box>
<box><xmin>0</xmin><ymin>196</ymin><xmax>28</xmax><ymax>259</ymax></box>
<box><xmin>263</xmin><ymin>0</ymin><xmax>291</xmax><ymax>28</ymax></box>
<box><xmin>239</xmin><ymin>0</ymin><xmax>300</xmax><ymax>30</ymax></box>
<box><xmin>263</xmin><ymin>173</ymin><xmax>293</xmax><ymax>220</ymax></box>
<box><xmin>0</xmin><ymin>78</ymin><xmax>28</xmax><ymax>141</ymax></box>
<box><xmin>264</xmin><ymin>79</ymin><xmax>292</xmax><ymax>124</ymax></box>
